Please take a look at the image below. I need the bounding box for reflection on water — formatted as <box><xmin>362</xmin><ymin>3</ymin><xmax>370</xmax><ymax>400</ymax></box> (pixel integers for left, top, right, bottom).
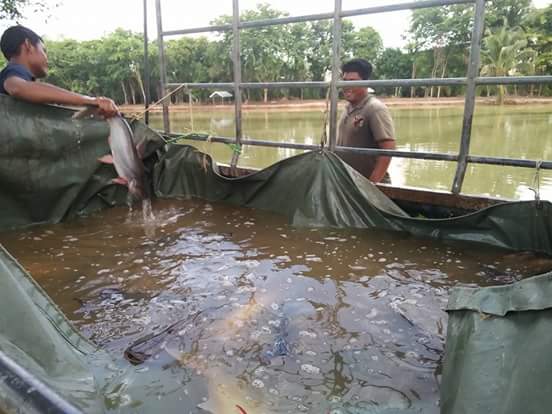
<box><xmin>1</xmin><ymin>199</ymin><xmax>550</xmax><ymax>413</ymax></box>
<box><xmin>152</xmin><ymin>104</ymin><xmax>552</xmax><ymax>199</ymax></box>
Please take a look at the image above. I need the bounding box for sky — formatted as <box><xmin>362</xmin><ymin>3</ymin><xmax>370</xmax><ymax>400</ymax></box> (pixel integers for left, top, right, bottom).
<box><xmin>1</xmin><ymin>0</ymin><xmax>552</xmax><ymax>49</ymax></box>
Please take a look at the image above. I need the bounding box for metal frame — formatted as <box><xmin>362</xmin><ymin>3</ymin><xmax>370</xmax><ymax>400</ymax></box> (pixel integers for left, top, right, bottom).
<box><xmin>143</xmin><ymin>0</ymin><xmax>150</xmax><ymax>125</ymax></box>
<box><xmin>153</xmin><ymin>0</ymin><xmax>552</xmax><ymax>194</ymax></box>
<box><xmin>0</xmin><ymin>349</ymin><xmax>82</xmax><ymax>414</ymax></box>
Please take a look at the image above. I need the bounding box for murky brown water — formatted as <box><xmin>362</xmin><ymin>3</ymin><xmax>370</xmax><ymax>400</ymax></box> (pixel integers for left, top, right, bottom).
<box><xmin>0</xmin><ymin>199</ymin><xmax>549</xmax><ymax>413</ymax></box>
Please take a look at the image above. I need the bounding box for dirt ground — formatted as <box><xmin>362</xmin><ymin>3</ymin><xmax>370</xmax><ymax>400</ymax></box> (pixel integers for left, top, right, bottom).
<box><xmin>120</xmin><ymin>96</ymin><xmax>552</xmax><ymax>114</ymax></box>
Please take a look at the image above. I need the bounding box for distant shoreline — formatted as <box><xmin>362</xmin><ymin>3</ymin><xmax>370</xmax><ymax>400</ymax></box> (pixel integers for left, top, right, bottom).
<box><xmin>121</xmin><ymin>96</ymin><xmax>552</xmax><ymax>113</ymax></box>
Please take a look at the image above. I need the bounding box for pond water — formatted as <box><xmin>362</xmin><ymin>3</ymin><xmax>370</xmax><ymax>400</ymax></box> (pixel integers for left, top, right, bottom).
<box><xmin>2</xmin><ymin>198</ymin><xmax>549</xmax><ymax>413</ymax></box>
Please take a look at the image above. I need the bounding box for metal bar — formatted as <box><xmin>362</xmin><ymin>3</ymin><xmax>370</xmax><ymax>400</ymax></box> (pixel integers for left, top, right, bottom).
<box><xmin>143</xmin><ymin>0</ymin><xmax>150</xmax><ymax>125</ymax></box>
<box><xmin>163</xmin><ymin>23</ymin><xmax>233</xmax><ymax>36</ymax></box>
<box><xmin>0</xmin><ymin>349</ymin><xmax>82</xmax><ymax>414</ymax></box>
<box><xmin>168</xmin><ymin>132</ymin><xmax>552</xmax><ymax>169</ymax></box>
<box><xmin>155</xmin><ymin>0</ymin><xmax>170</xmax><ymax>133</ymax></box>
<box><xmin>230</xmin><ymin>0</ymin><xmax>243</xmax><ymax>172</ymax></box>
<box><xmin>452</xmin><ymin>0</ymin><xmax>485</xmax><ymax>194</ymax></box>
<box><xmin>165</xmin><ymin>133</ymin><xmax>319</xmax><ymax>151</ymax></box>
<box><xmin>188</xmin><ymin>89</ymin><xmax>194</xmax><ymax>130</ymax></box>
<box><xmin>341</xmin><ymin>0</ymin><xmax>475</xmax><ymax>18</ymax></box>
<box><xmin>328</xmin><ymin>0</ymin><xmax>342</xmax><ymax>151</ymax></box>
<box><xmin>167</xmin><ymin>82</ymin><xmax>235</xmax><ymax>90</ymax></box>
<box><xmin>467</xmin><ymin>155</ymin><xmax>552</xmax><ymax>169</ymax></box>
<box><xmin>161</xmin><ymin>0</ymin><xmax>475</xmax><ymax>37</ymax></box>
<box><xmin>166</xmin><ymin>75</ymin><xmax>552</xmax><ymax>91</ymax></box>
<box><xmin>336</xmin><ymin>146</ymin><xmax>459</xmax><ymax>161</ymax></box>
<box><xmin>337</xmin><ymin>78</ymin><xmax>467</xmax><ymax>87</ymax></box>
<box><xmin>476</xmin><ymin>75</ymin><xmax>552</xmax><ymax>85</ymax></box>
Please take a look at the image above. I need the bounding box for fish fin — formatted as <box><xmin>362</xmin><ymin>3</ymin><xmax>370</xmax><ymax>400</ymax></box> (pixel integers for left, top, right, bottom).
<box><xmin>112</xmin><ymin>177</ymin><xmax>129</xmax><ymax>186</ymax></box>
<box><xmin>98</xmin><ymin>154</ymin><xmax>114</xmax><ymax>164</ymax></box>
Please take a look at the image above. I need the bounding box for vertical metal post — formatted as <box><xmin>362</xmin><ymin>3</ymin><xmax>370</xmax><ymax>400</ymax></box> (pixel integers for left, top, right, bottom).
<box><xmin>451</xmin><ymin>0</ymin><xmax>486</xmax><ymax>194</ymax></box>
<box><xmin>328</xmin><ymin>0</ymin><xmax>342</xmax><ymax>151</ymax></box>
<box><xmin>155</xmin><ymin>0</ymin><xmax>170</xmax><ymax>133</ymax></box>
<box><xmin>230</xmin><ymin>0</ymin><xmax>243</xmax><ymax>173</ymax></box>
<box><xmin>188</xmin><ymin>88</ymin><xmax>194</xmax><ymax>131</ymax></box>
<box><xmin>143</xmin><ymin>0</ymin><xmax>151</xmax><ymax>125</ymax></box>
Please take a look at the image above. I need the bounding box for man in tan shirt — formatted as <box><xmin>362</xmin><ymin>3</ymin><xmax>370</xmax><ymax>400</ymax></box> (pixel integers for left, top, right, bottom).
<box><xmin>337</xmin><ymin>58</ymin><xmax>396</xmax><ymax>183</ymax></box>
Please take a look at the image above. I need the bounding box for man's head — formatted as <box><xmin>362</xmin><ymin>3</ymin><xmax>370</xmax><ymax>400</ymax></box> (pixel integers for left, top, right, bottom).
<box><xmin>1</xmin><ymin>25</ymin><xmax>48</xmax><ymax>78</ymax></box>
<box><xmin>341</xmin><ymin>58</ymin><xmax>372</xmax><ymax>105</ymax></box>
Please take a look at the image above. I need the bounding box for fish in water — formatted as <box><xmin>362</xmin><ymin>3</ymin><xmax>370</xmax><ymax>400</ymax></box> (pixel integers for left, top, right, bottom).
<box><xmin>261</xmin><ymin>316</ymin><xmax>292</xmax><ymax>364</ymax></box>
<box><xmin>73</xmin><ymin>108</ymin><xmax>147</xmax><ymax>202</ymax></box>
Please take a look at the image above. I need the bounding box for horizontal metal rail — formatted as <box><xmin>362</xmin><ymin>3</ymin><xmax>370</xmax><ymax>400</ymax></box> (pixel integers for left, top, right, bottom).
<box><xmin>165</xmin><ymin>133</ymin><xmax>319</xmax><ymax>151</ymax></box>
<box><xmin>165</xmin><ymin>132</ymin><xmax>552</xmax><ymax>170</ymax></box>
<box><xmin>162</xmin><ymin>0</ymin><xmax>475</xmax><ymax>36</ymax></box>
<box><xmin>476</xmin><ymin>76</ymin><xmax>552</xmax><ymax>85</ymax></box>
<box><xmin>166</xmin><ymin>76</ymin><xmax>552</xmax><ymax>91</ymax></box>
<box><xmin>337</xmin><ymin>146</ymin><xmax>552</xmax><ymax>169</ymax></box>
<box><xmin>340</xmin><ymin>76</ymin><xmax>552</xmax><ymax>87</ymax></box>
<box><xmin>0</xmin><ymin>349</ymin><xmax>82</xmax><ymax>414</ymax></box>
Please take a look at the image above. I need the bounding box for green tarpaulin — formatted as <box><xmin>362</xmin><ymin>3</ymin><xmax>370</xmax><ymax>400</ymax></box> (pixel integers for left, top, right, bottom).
<box><xmin>442</xmin><ymin>272</ymin><xmax>552</xmax><ymax>414</ymax></box>
<box><xmin>1</xmin><ymin>94</ymin><xmax>552</xmax><ymax>413</ymax></box>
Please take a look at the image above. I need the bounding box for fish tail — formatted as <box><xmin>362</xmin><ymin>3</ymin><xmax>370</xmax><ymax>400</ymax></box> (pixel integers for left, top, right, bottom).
<box><xmin>128</xmin><ymin>179</ymin><xmax>145</xmax><ymax>201</ymax></box>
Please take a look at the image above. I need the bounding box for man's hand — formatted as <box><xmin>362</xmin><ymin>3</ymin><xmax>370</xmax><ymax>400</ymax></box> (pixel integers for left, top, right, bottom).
<box><xmin>4</xmin><ymin>77</ymin><xmax>120</xmax><ymax>117</ymax></box>
<box><xmin>94</xmin><ymin>96</ymin><xmax>119</xmax><ymax>118</ymax></box>
<box><xmin>369</xmin><ymin>139</ymin><xmax>395</xmax><ymax>183</ymax></box>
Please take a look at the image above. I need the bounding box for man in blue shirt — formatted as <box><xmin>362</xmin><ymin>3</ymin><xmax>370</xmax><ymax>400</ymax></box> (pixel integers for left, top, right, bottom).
<box><xmin>0</xmin><ymin>25</ymin><xmax>118</xmax><ymax>117</ymax></box>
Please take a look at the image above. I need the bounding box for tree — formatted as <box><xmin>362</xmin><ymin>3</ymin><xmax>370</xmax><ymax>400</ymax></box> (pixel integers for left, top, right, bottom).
<box><xmin>0</xmin><ymin>0</ymin><xmax>48</xmax><ymax>20</ymax></box>
<box><xmin>486</xmin><ymin>0</ymin><xmax>532</xmax><ymax>29</ymax></box>
<box><xmin>213</xmin><ymin>3</ymin><xmax>294</xmax><ymax>103</ymax></box>
<box><xmin>375</xmin><ymin>48</ymin><xmax>413</xmax><ymax>97</ymax></box>
<box><xmin>347</xmin><ymin>26</ymin><xmax>383</xmax><ymax>63</ymax></box>
<box><xmin>480</xmin><ymin>20</ymin><xmax>536</xmax><ymax>104</ymax></box>
<box><xmin>523</xmin><ymin>4</ymin><xmax>552</xmax><ymax>95</ymax></box>
<box><xmin>408</xmin><ymin>4</ymin><xmax>473</xmax><ymax>97</ymax></box>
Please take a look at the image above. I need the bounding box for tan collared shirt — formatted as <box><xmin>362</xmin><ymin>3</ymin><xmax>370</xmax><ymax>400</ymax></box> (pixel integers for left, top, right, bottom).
<box><xmin>337</xmin><ymin>95</ymin><xmax>395</xmax><ymax>181</ymax></box>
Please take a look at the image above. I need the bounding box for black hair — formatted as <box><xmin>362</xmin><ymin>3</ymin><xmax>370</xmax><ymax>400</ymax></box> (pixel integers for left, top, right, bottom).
<box><xmin>1</xmin><ymin>25</ymin><xmax>43</xmax><ymax>60</ymax></box>
<box><xmin>341</xmin><ymin>58</ymin><xmax>373</xmax><ymax>80</ymax></box>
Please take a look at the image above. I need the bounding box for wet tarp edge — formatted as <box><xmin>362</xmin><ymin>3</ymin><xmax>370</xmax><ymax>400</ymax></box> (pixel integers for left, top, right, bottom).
<box><xmin>0</xmin><ymin>245</ymin><xmax>106</xmax><ymax>413</ymax></box>
<box><xmin>441</xmin><ymin>270</ymin><xmax>552</xmax><ymax>414</ymax></box>
<box><xmin>446</xmin><ymin>271</ymin><xmax>552</xmax><ymax>316</ymax></box>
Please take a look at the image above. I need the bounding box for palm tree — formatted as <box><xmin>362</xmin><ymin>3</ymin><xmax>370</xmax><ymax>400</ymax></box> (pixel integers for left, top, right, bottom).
<box><xmin>480</xmin><ymin>20</ymin><xmax>537</xmax><ymax>104</ymax></box>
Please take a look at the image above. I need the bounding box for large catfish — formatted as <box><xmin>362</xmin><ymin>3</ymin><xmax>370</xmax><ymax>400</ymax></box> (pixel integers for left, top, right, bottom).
<box><xmin>74</xmin><ymin>108</ymin><xmax>147</xmax><ymax>202</ymax></box>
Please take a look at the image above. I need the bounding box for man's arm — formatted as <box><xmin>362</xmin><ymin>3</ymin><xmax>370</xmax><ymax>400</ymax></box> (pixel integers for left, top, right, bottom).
<box><xmin>4</xmin><ymin>76</ymin><xmax>118</xmax><ymax>117</ymax></box>
<box><xmin>369</xmin><ymin>139</ymin><xmax>395</xmax><ymax>183</ymax></box>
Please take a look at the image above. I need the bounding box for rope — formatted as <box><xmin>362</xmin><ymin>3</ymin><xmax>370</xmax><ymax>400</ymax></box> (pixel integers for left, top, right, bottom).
<box><xmin>229</xmin><ymin>143</ymin><xmax>241</xmax><ymax>176</ymax></box>
<box><xmin>530</xmin><ymin>160</ymin><xmax>543</xmax><ymax>205</ymax></box>
<box><xmin>320</xmin><ymin>88</ymin><xmax>331</xmax><ymax>149</ymax></box>
<box><xmin>129</xmin><ymin>83</ymin><xmax>188</xmax><ymax>120</ymax></box>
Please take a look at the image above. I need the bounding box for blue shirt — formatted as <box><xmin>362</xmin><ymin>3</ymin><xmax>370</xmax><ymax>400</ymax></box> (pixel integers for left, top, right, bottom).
<box><xmin>0</xmin><ymin>63</ymin><xmax>34</xmax><ymax>95</ymax></box>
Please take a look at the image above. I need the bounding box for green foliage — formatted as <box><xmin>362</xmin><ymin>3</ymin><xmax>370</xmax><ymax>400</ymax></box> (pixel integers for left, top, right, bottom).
<box><xmin>524</xmin><ymin>4</ymin><xmax>552</xmax><ymax>77</ymax></box>
<box><xmin>0</xmin><ymin>0</ymin><xmax>47</xmax><ymax>20</ymax></box>
<box><xmin>486</xmin><ymin>0</ymin><xmax>532</xmax><ymax>29</ymax></box>
<box><xmin>374</xmin><ymin>48</ymin><xmax>413</xmax><ymax>97</ymax></box>
<box><xmin>347</xmin><ymin>26</ymin><xmax>383</xmax><ymax>63</ymax></box>
<box><xmin>481</xmin><ymin>20</ymin><xmax>536</xmax><ymax>103</ymax></box>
